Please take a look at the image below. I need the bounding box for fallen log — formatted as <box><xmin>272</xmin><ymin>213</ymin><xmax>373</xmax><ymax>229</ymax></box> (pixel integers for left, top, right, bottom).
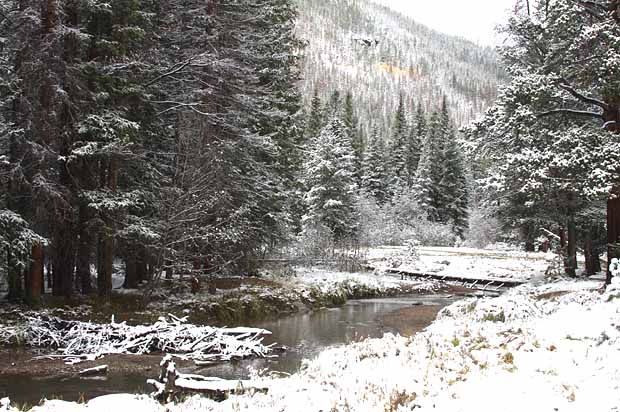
<box><xmin>79</xmin><ymin>365</ymin><xmax>108</xmax><ymax>376</ymax></box>
<box><xmin>148</xmin><ymin>355</ymin><xmax>268</xmax><ymax>401</ymax></box>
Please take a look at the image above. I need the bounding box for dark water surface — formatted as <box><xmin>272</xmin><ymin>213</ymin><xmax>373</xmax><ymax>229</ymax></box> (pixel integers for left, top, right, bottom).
<box><xmin>0</xmin><ymin>294</ymin><xmax>457</xmax><ymax>405</ymax></box>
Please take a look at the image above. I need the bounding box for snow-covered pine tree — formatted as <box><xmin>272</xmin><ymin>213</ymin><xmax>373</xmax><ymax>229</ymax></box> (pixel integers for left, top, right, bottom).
<box><xmin>148</xmin><ymin>0</ymin><xmax>301</xmax><ymax>277</ymax></box>
<box><xmin>326</xmin><ymin>90</ymin><xmax>341</xmax><ymax>119</ymax></box>
<box><xmin>465</xmin><ymin>0</ymin><xmax>620</xmax><ymax>278</ymax></box>
<box><xmin>439</xmin><ymin>124</ymin><xmax>469</xmax><ymax>238</ymax></box>
<box><xmin>343</xmin><ymin>91</ymin><xmax>364</xmax><ymax>186</ymax></box>
<box><xmin>414</xmin><ymin>111</ymin><xmax>444</xmax><ymax>222</ymax></box>
<box><xmin>361</xmin><ymin>126</ymin><xmax>391</xmax><ymax>205</ymax></box>
<box><xmin>306</xmin><ymin>88</ymin><xmax>324</xmax><ymax>141</ymax></box>
<box><xmin>405</xmin><ymin>104</ymin><xmax>424</xmax><ymax>188</ymax></box>
<box><xmin>389</xmin><ymin>94</ymin><xmax>409</xmax><ymax>192</ymax></box>
<box><xmin>253</xmin><ymin>0</ymin><xmax>306</xmax><ymax>237</ymax></box>
<box><xmin>302</xmin><ymin>117</ymin><xmax>358</xmax><ymax>242</ymax></box>
<box><xmin>72</xmin><ymin>0</ymin><xmax>158</xmax><ymax>297</ymax></box>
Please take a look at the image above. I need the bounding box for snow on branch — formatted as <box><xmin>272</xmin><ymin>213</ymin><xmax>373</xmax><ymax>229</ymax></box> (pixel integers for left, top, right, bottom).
<box><xmin>0</xmin><ymin>315</ymin><xmax>274</xmax><ymax>364</ymax></box>
<box><xmin>536</xmin><ymin>108</ymin><xmax>603</xmax><ymax>119</ymax></box>
<box><xmin>556</xmin><ymin>80</ymin><xmax>610</xmax><ymax>111</ymax></box>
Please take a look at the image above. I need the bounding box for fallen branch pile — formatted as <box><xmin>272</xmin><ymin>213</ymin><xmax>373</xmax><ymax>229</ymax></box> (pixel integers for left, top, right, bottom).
<box><xmin>0</xmin><ymin>314</ymin><xmax>274</xmax><ymax>364</ymax></box>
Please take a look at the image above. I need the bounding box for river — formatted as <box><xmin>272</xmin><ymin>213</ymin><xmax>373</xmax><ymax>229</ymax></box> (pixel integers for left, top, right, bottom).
<box><xmin>0</xmin><ymin>294</ymin><xmax>459</xmax><ymax>405</ymax></box>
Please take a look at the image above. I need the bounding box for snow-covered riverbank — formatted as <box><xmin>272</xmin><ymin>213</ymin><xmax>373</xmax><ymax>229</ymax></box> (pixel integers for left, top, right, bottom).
<box><xmin>5</xmin><ymin>277</ymin><xmax>618</xmax><ymax>412</ymax></box>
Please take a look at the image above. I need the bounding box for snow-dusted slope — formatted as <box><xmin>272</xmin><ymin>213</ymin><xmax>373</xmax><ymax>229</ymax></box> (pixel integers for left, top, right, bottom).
<box><xmin>297</xmin><ymin>0</ymin><xmax>506</xmax><ymax>134</ymax></box>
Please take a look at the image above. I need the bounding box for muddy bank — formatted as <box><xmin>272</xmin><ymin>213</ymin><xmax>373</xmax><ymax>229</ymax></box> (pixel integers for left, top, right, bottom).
<box><xmin>0</xmin><ymin>352</ymin><xmax>172</xmax><ymax>379</ymax></box>
<box><xmin>379</xmin><ymin>305</ymin><xmax>445</xmax><ymax>336</ymax></box>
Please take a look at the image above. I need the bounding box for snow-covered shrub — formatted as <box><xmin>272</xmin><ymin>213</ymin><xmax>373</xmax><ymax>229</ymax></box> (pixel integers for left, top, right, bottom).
<box><xmin>296</xmin><ymin>224</ymin><xmax>335</xmax><ymax>257</ymax></box>
<box><xmin>357</xmin><ymin>193</ymin><xmax>455</xmax><ymax>247</ymax></box>
<box><xmin>412</xmin><ymin>219</ymin><xmax>456</xmax><ymax>246</ymax></box>
<box><xmin>463</xmin><ymin>208</ymin><xmax>501</xmax><ymax>248</ymax></box>
<box><xmin>357</xmin><ymin>194</ymin><xmax>413</xmax><ymax>246</ymax></box>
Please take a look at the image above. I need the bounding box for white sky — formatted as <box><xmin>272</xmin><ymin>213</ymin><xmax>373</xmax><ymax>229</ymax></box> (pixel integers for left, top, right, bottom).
<box><xmin>370</xmin><ymin>0</ymin><xmax>516</xmax><ymax>46</ymax></box>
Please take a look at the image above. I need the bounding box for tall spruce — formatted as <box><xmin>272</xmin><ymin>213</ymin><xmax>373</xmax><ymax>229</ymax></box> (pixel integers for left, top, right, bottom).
<box><xmin>302</xmin><ymin>117</ymin><xmax>358</xmax><ymax>242</ymax></box>
<box><xmin>389</xmin><ymin>93</ymin><xmax>409</xmax><ymax>191</ymax></box>
<box><xmin>362</xmin><ymin>126</ymin><xmax>390</xmax><ymax>205</ymax></box>
<box><xmin>343</xmin><ymin>91</ymin><xmax>364</xmax><ymax>186</ymax></box>
<box><xmin>406</xmin><ymin>104</ymin><xmax>424</xmax><ymax>187</ymax></box>
<box><xmin>306</xmin><ymin>88</ymin><xmax>324</xmax><ymax>141</ymax></box>
<box><xmin>414</xmin><ymin>111</ymin><xmax>444</xmax><ymax>221</ymax></box>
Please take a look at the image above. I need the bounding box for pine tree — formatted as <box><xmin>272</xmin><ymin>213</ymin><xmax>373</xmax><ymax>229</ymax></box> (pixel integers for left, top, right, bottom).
<box><xmin>302</xmin><ymin>117</ymin><xmax>358</xmax><ymax>242</ymax></box>
<box><xmin>343</xmin><ymin>91</ymin><xmax>364</xmax><ymax>186</ymax></box>
<box><xmin>362</xmin><ymin>126</ymin><xmax>390</xmax><ymax>205</ymax></box>
<box><xmin>414</xmin><ymin>111</ymin><xmax>444</xmax><ymax>221</ymax></box>
<box><xmin>439</xmin><ymin>125</ymin><xmax>469</xmax><ymax>238</ymax></box>
<box><xmin>405</xmin><ymin>104</ymin><xmax>425</xmax><ymax>187</ymax></box>
<box><xmin>389</xmin><ymin>93</ymin><xmax>409</xmax><ymax>191</ymax></box>
<box><xmin>464</xmin><ymin>1</ymin><xmax>620</xmax><ymax>278</ymax></box>
<box><xmin>326</xmin><ymin>90</ymin><xmax>341</xmax><ymax>118</ymax></box>
<box><xmin>306</xmin><ymin>88</ymin><xmax>324</xmax><ymax>141</ymax></box>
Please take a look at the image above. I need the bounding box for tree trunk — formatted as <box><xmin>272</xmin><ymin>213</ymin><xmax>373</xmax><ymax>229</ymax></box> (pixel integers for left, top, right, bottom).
<box><xmin>194</xmin><ymin>256</ymin><xmax>201</xmax><ymax>274</ymax></box>
<box><xmin>6</xmin><ymin>248</ymin><xmax>23</xmax><ymax>302</ymax></box>
<box><xmin>165</xmin><ymin>259</ymin><xmax>173</xmax><ymax>280</ymax></box>
<box><xmin>584</xmin><ymin>236</ymin><xmax>594</xmax><ymax>277</ymax></box>
<box><xmin>52</xmin><ymin>226</ymin><xmax>76</xmax><ymax>298</ymax></box>
<box><xmin>27</xmin><ymin>243</ymin><xmax>44</xmax><ymax>302</ymax></box>
<box><xmin>136</xmin><ymin>248</ymin><xmax>147</xmax><ymax>283</ymax></box>
<box><xmin>46</xmin><ymin>258</ymin><xmax>53</xmax><ymax>292</ymax></box>
<box><xmin>99</xmin><ymin>233</ymin><xmax>114</xmax><ymax>298</ymax></box>
<box><xmin>99</xmin><ymin>158</ymin><xmax>118</xmax><ymax>299</ymax></box>
<box><xmin>565</xmin><ymin>216</ymin><xmax>577</xmax><ymax>277</ymax></box>
<box><xmin>124</xmin><ymin>255</ymin><xmax>138</xmax><ymax>288</ymax></box>
<box><xmin>607</xmin><ymin>195</ymin><xmax>620</xmax><ymax>284</ymax></box>
<box><xmin>76</xmin><ymin>236</ymin><xmax>92</xmax><ymax>295</ymax></box>
<box><xmin>584</xmin><ymin>224</ymin><xmax>601</xmax><ymax>277</ymax></box>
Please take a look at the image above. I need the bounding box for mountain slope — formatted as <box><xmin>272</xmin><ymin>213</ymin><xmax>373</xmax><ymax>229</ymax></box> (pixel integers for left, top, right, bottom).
<box><xmin>296</xmin><ymin>0</ymin><xmax>506</xmax><ymax>136</ymax></box>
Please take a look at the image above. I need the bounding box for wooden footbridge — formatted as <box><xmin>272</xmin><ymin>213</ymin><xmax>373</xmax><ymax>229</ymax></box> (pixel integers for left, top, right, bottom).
<box><xmin>372</xmin><ymin>266</ymin><xmax>526</xmax><ymax>294</ymax></box>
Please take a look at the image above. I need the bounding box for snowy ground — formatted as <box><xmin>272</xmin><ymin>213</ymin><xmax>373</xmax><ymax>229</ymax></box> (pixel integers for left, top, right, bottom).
<box><xmin>289</xmin><ymin>266</ymin><xmax>436</xmax><ymax>294</ymax></box>
<box><xmin>367</xmin><ymin>245</ymin><xmax>556</xmax><ymax>282</ymax></box>
<box><xmin>6</xmin><ymin>277</ymin><xmax>619</xmax><ymax>412</ymax></box>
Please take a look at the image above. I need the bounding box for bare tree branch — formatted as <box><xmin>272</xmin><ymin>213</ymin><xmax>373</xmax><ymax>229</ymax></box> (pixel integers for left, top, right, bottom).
<box><xmin>557</xmin><ymin>80</ymin><xmax>610</xmax><ymax>111</ymax></box>
<box><xmin>536</xmin><ymin>108</ymin><xmax>603</xmax><ymax>119</ymax></box>
<box><xmin>144</xmin><ymin>56</ymin><xmax>199</xmax><ymax>87</ymax></box>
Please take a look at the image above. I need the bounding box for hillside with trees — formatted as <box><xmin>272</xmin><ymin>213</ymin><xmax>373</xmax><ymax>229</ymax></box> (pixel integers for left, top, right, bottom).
<box><xmin>296</xmin><ymin>0</ymin><xmax>506</xmax><ymax>140</ymax></box>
